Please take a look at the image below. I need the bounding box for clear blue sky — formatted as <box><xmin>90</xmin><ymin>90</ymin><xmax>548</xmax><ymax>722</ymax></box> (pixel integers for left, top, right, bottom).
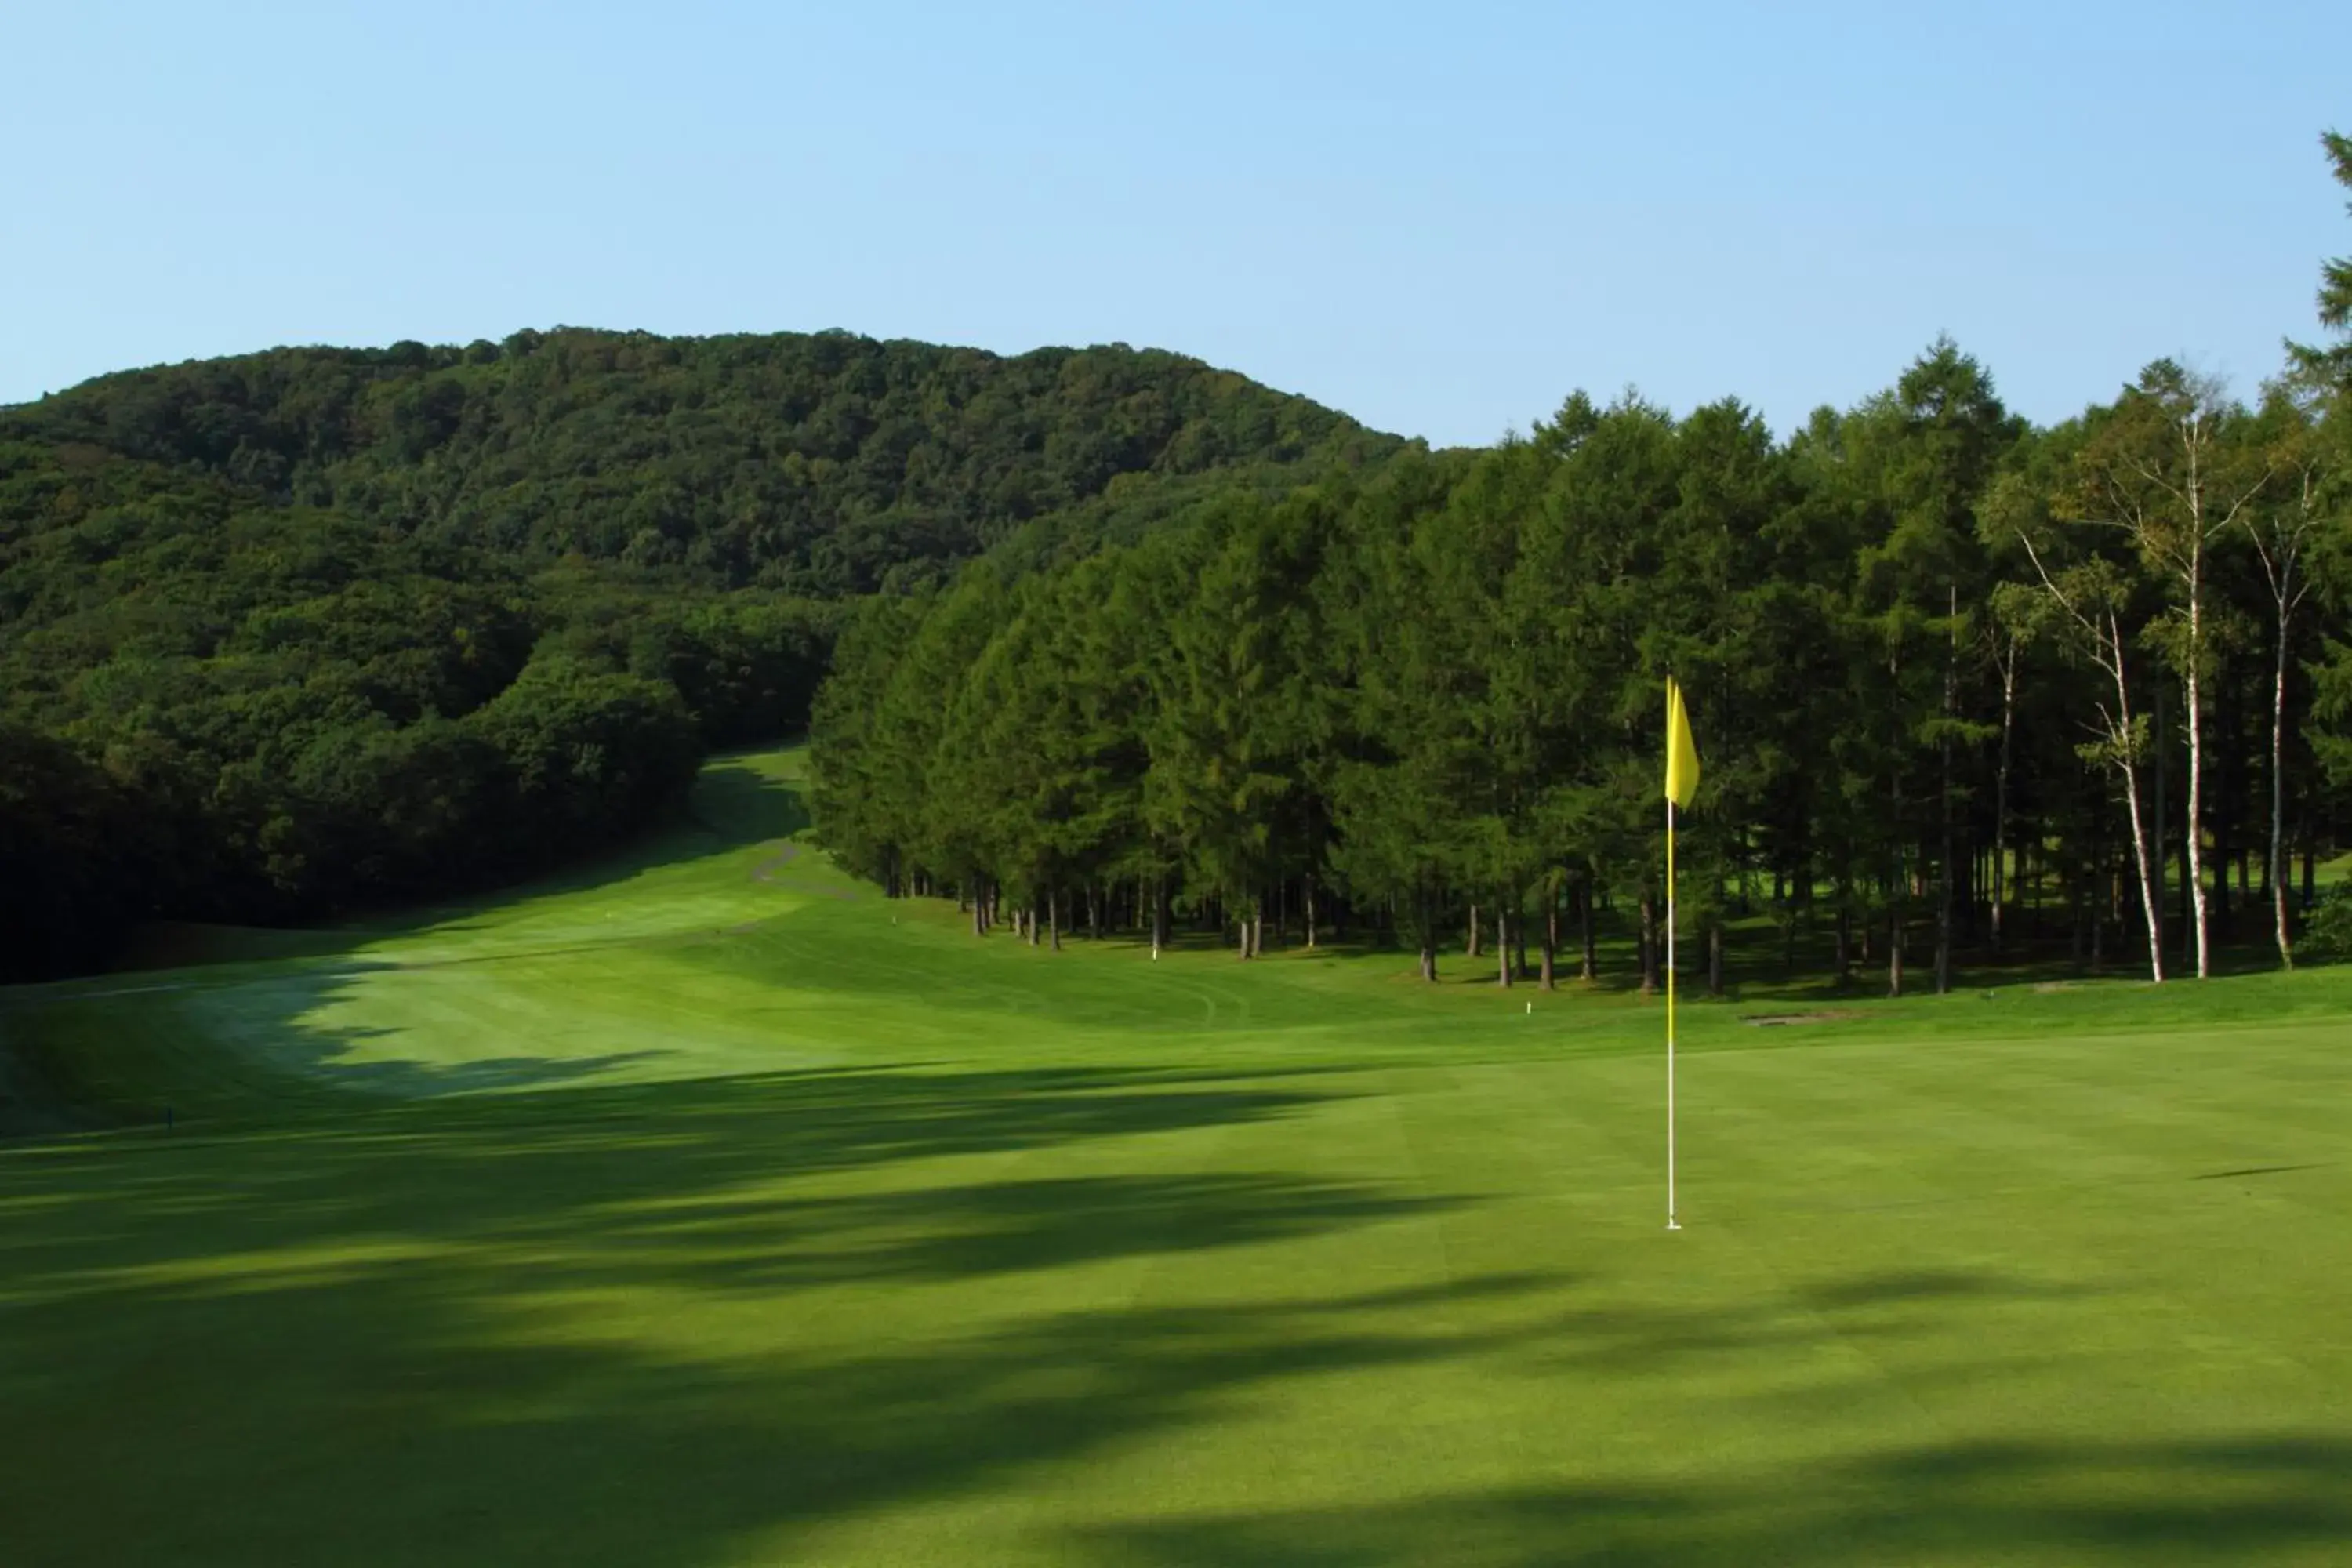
<box><xmin>5</xmin><ymin>2</ymin><xmax>2347</xmax><ymax>446</ymax></box>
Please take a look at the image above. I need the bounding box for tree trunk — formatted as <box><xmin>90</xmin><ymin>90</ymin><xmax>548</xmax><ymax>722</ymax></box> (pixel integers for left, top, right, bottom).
<box><xmin>1938</xmin><ymin>582</ymin><xmax>1956</xmax><ymax>994</ymax></box>
<box><xmin>1466</xmin><ymin>903</ymin><xmax>1480</xmax><ymax>959</ymax></box>
<box><xmin>1578</xmin><ymin>877</ymin><xmax>1598</xmax><ymax>982</ymax></box>
<box><xmin>1639</xmin><ymin>895</ymin><xmax>1658</xmax><ymax>996</ymax></box>
<box><xmin>1418</xmin><ymin>893</ymin><xmax>1439</xmax><ymax>982</ymax></box>
<box><xmin>1151</xmin><ymin>875</ymin><xmax>1168</xmax><ymax>959</ymax></box>
<box><xmin>1707</xmin><ymin>918</ymin><xmax>1724</xmax><ymax>999</ymax></box>
<box><xmin>1305</xmin><ymin>874</ymin><xmax>1318</xmax><ymax>951</ymax></box>
<box><xmin>1887</xmin><ymin>906</ymin><xmax>1904</xmax><ymax>999</ymax></box>
<box><xmin>1934</xmin><ymin>862</ymin><xmax>1953</xmax><ymax>996</ymax></box>
<box><xmin>2272</xmin><ymin>610</ymin><xmax>2296</xmax><ymax>968</ymax></box>
<box><xmin>2091</xmin><ymin>866</ymin><xmax>2107</xmax><ymax>975</ymax></box>
<box><xmin>2153</xmin><ymin>679</ymin><xmax>2171</xmax><ymax>972</ymax></box>
<box><xmin>2176</xmin><ymin>456</ymin><xmax>2219</xmax><ymax>978</ymax></box>
<box><xmin>1541</xmin><ymin>897</ymin><xmax>1558</xmax><ymax>991</ymax></box>
<box><xmin>1496</xmin><ymin>906</ymin><xmax>1512</xmax><ymax>988</ymax></box>
<box><xmin>2078</xmin><ymin>609</ymin><xmax>2163</xmax><ymax>983</ymax></box>
<box><xmin>2121</xmin><ymin>743</ymin><xmax>2165</xmax><ymax>985</ymax></box>
<box><xmin>2186</xmin><ymin>659</ymin><xmax>2212</xmax><ymax>978</ymax></box>
<box><xmin>2069</xmin><ymin>869</ymin><xmax>2085</xmax><ymax>968</ymax></box>
<box><xmin>1050</xmin><ymin>888</ymin><xmax>1062</xmax><ymax>952</ymax></box>
<box><xmin>1835</xmin><ymin>879</ymin><xmax>1852</xmax><ymax>988</ymax></box>
<box><xmin>2212</xmin><ymin>808</ymin><xmax>2231</xmax><ymax>939</ymax></box>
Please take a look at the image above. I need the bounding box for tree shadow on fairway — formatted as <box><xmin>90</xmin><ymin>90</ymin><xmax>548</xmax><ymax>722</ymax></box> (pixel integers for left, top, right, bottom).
<box><xmin>3</xmin><ymin>1056</ymin><xmax>2346</xmax><ymax>1566</ymax></box>
<box><xmin>1087</xmin><ymin>1436</ymin><xmax>2352</xmax><ymax>1566</ymax></box>
<box><xmin>0</xmin><ymin>1057</ymin><xmax>1542</xmax><ymax>1566</ymax></box>
<box><xmin>1502</xmin><ymin>1267</ymin><xmax>2105</xmax><ymax>1381</ymax></box>
<box><xmin>546</xmin><ymin>1171</ymin><xmax>1461</xmax><ymax>1290</ymax></box>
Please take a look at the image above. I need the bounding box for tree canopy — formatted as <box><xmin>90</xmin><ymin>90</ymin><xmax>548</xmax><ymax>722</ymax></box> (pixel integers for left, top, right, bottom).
<box><xmin>811</xmin><ymin>333</ymin><xmax>2352</xmax><ymax>993</ymax></box>
<box><xmin>0</xmin><ymin>330</ymin><xmax>1397</xmax><ymax>976</ymax></box>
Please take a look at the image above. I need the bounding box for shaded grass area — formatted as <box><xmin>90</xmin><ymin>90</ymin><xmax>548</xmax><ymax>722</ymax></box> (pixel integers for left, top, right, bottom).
<box><xmin>3</xmin><ymin>745</ymin><xmax>2351</xmax><ymax>1565</ymax></box>
<box><xmin>5</xmin><ymin>1044</ymin><xmax>2349</xmax><ymax>1566</ymax></box>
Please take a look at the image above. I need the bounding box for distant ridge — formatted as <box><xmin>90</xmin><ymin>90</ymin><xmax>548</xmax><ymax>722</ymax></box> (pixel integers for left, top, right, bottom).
<box><xmin>2</xmin><ymin>327</ymin><xmax>1408</xmax><ymax>597</ymax></box>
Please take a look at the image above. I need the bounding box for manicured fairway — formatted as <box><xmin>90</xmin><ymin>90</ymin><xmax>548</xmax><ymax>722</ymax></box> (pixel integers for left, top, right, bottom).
<box><xmin>3</xmin><ymin>750</ymin><xmax>2349</xmax><ymax>1566</ymax></box>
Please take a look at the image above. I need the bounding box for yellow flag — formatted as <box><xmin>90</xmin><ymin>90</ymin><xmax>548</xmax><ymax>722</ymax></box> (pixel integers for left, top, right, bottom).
<box><xmin>1664</xmin><ymin>677</ymin><xmax>1700</xmax><ymax>808</ymax></box>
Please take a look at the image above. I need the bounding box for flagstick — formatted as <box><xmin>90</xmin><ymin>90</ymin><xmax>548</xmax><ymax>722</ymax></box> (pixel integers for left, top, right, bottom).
<box><xmin>1666</xmin><ymin>796</ymin><xmax>1679</xmax><ymax>1231</ymax></box>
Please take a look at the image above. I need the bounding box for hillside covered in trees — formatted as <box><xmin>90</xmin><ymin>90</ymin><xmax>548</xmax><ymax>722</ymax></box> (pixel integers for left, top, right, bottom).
<box><xmin>808</xmin><ymin>137</ymin><xmax>2352</xmax><ymax>993</ymax></box>
<box><xmin>0</xmin><ymin>330</ymin><xmax>1402</xmax><ymax>977</ymax></box>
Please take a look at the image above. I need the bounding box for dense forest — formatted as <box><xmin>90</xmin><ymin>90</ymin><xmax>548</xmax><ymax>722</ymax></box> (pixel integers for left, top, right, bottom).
<box><xmin>0</xmin><ymin>332</ymin><xmax>1399</xmax><ymax>978</ymax></box>
<box><xmin>808</xmin><ymin>135</ymin><xmax>2352</xmax><ymax>992</ymax></box>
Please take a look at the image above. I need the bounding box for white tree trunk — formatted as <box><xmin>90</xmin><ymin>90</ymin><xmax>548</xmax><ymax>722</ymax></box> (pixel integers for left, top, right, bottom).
<box><xmin>2120</xmin><ymin>754</ymin><xmax>2166</xmax><ymax>984</ymax></box>
<box><xmin>1993</xmin><ymin>651</ymin><xmax>2016</xmax><ymax>953</ymax></box>
<box><xmin>2183</xmin><ymin>530</ymin><xmax>2212</xmax><ymax>978</ymax></box>
<box><xmin>2106</xmin><ymin>615</ymin><xmax>2167</xmax><ymax>983</ymax></box>
<box><xmin>2272</xmin><ymin>622</ymin><xmax>2294</xmax><ymax>969</ymax></box>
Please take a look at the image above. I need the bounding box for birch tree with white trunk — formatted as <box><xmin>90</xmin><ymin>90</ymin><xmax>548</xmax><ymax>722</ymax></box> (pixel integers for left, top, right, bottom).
<box><xmin>2245</xmin><ymin>385</ymin><xmax>2332</xmax><ymax>966</ymax></box>
<box><xmin>2008</xmin><ymin>532</ymin><xmax>2169</xmax><ymax>982</ymax></box>
<box><xmin>2063</xmin><ymin>361</ymin><xmax>2270</xmax><ymax>980</ymax></box>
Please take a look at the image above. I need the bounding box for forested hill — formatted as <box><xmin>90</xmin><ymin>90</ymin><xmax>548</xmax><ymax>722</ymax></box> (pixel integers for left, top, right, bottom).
<box><xmin>0</xmin><ymin>329</ymin><xmax>1402</xmax><ymax>978</ymax></box>
<box><xmin>3</xmin><ymin>329</ymin><xmax>1404</xmax><ymax>596</ymax></box>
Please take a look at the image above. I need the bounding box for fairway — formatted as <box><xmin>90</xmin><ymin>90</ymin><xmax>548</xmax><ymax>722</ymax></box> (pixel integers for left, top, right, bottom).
<box><xmin>3</xmin><ymin>750</ymin><xmax>2350</xmax><ymax>1566</ymax></box>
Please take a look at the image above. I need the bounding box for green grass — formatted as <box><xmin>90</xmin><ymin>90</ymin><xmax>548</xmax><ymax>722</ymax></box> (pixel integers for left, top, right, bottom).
<box><xmin>3</xmin><ymin>746</ymin><xmax>2350</xmax><ymax>1566</ymax></box>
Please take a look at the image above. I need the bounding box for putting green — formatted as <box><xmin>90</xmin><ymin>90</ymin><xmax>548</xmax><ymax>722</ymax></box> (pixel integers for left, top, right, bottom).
<box><xmin>2</xmin><ymin>749</ymin><xmax>2348</xmax><ymax>1566</ymax></box>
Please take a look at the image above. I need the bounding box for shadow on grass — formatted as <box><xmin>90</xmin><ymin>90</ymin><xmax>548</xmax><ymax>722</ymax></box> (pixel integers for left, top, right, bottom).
<box><xmin>0</xmin><ymin>1058</ymin><xmax>1477</xmax><ymax>1565</ymax></box>
<box><xmin>2</xmin><ymin>1060</ymin><xmax>2343</xmax><ymax>1564</ymax></box>
<box><xmin>1086</xmin><ymin>1436</ymin><xmax>2352</xmax><ymax>1566</ymax></box>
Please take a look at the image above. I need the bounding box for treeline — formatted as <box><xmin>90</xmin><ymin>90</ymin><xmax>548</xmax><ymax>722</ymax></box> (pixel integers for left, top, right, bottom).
<box><xmin>811</xmin><ymin>333</ymin><xmax>2352</xmax><ymax>990</ymax></box>
<box><xmin>2</xmin><ymin>332</ymin><xmax>1392</xmax><ymax>978</ymax></box>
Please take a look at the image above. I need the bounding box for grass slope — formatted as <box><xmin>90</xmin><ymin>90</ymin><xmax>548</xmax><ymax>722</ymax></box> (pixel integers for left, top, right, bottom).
<box><xmin>2</xmin><ymin>748</ymin><xmax>2349</xmax><ymax>1566</ymax></box>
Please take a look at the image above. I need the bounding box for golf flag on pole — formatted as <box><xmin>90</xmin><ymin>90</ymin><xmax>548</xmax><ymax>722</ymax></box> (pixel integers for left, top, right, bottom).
<box><xmin>1663</xmin><ymin>677</ymin><xmax>1698</xmax><ymax>1231</ymax></box>
<box><xmin>1665</xmin><ymin>678</ymin><xmax>1700</xmax><ymax>808</ymax></box>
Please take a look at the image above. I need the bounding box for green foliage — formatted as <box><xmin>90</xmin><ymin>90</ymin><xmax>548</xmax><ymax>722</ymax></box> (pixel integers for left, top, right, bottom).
<box><xmin>2298</xmin><ymin>883</ymin><xmax>2352</xmax><ymax>960</ymax></box>
<box><xmin>2289</xmin><ymin>129</ymin><xmax>2352</xmax><ymax>387</ymax></box>
<box><xmin>812</xmin><ymin>339</ymin><xmax>2352</xmax><ymax>990</ymax></box>
<box><xmin>0</xmin><ymin>725</ymin><xmax>144</xmax><ymax>981</ymax></box>
<box><xmin>3</xmin><ymin>328</ymin><xmax>1400</xmax><ymax>597</ymax></box>
<box><xmin>0</xmin><ymin>331</ymin><xmax>1396</xmax><ymax>971</ymax></box>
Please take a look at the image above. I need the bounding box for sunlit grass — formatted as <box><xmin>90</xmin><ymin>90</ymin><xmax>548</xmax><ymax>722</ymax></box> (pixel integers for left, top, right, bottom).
<box><xmin>2</xmin><ymin>746</ymin><xmax>2347</xmax><ymax>1565</ymax></box>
